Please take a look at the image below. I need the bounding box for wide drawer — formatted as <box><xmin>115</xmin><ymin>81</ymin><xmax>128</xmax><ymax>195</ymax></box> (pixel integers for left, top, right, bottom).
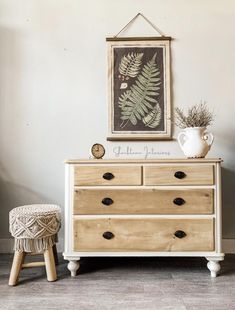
<box><xmin>74</xmin><ymin>165</ymin><xmax>141</xmax><ymax>186</ymax></box>
<box><xmin>73</xmin><ymin>188</ymin><xmax>213</xmax><ymax>215</ymax></box>
<box><xmin>73</xmin><ymin>218</ymin><xmax>214</xmax><ymax>251</ymax></box>
<box><xmin>144</xmin><ymin>165</ymin><xmax>214</xmax><ymax>185</ymax></box>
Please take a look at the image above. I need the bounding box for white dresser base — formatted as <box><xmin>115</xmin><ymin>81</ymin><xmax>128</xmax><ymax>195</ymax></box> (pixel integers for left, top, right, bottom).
<box><xmin>63</xmin><ymin>252</ymin><xmax>224</xmax><ymax>278</ymax></box>
<box><xmin>63</xmin><ymin>159</ymin><xmax>224</xmax><ymax>278</ymax></box>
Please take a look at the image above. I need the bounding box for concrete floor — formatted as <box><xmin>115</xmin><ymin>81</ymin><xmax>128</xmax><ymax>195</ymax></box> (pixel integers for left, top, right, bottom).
<box><xmin>0</xmin><ymin>254</ymin><xmax>235</xmax><ymax>310</ymax></box>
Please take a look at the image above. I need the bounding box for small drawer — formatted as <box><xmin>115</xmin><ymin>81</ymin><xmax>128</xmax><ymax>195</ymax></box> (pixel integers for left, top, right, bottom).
<box><xmin>74</xmin><ymin>165</ymin><xmax>142</xmax><ymax>186</ymax></box>
<box><xmin>73</xmin><ymin>188</ymin><xmax>213</xmax><ymax>215</ymax></box>
<box><xmin>73</xmin><ymin>218</ymin><xmax>214</xmax><ymax>252</ymax></box>
<box><xmin>144</xmin><ymin>165</ymin><xmax>214</xmax><ymax>185</ymax></box>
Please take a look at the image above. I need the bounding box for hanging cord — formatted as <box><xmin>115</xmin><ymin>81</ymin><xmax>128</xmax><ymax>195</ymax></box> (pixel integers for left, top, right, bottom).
<box><xmin>114</xmin><ymin>13</ymin><xmax>165</xmax><ymax>38</ymax></box>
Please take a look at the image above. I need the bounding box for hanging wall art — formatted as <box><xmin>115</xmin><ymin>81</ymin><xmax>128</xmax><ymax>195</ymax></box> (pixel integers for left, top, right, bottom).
<box><xmin>107</xmin><ymin>14</ymin><xmax>172</xmax><ymax>141</ymax></box>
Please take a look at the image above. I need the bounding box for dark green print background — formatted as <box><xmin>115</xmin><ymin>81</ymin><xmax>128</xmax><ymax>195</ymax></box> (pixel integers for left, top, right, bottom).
<box><xmin>113</xmin><ymin>47</ymin><xmax>165</xmax><ymax>132</ymax></box>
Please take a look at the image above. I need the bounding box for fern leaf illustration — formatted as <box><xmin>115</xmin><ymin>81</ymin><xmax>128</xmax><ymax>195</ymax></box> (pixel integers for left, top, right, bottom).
<box><xmin>118</xmin><ymin>90</ymin><xmax>132</xmax><ymax>108</ymax></box>
<box><xmin>119</xmin><ymin>52</ymin><xmax>144</xmax><ymax>78</ymax></box>
<box><xmin>142</xmin><ymin>103</ymin><xmax>162</xmax><ymax>128</ymax></box>
<box><xmin>119</xmin><ymin>53</ymin><xmax>161</xmax><ymax>128</ymax></box>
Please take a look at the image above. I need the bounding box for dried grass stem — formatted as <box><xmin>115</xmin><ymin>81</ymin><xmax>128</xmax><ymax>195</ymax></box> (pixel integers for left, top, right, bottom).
<box><xmin>174</xmin><ymin>102</ymin><xmax>214</xmax><ymax>129</ymax></box>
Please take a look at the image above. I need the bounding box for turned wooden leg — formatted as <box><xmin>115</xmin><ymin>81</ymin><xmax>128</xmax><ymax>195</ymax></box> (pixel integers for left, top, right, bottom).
<box><xmin>207</xmin><ymin>260</ymin><xmax>221</xmax><ymax>278</ymax></box>
<box><xmin>9</xmin><ymin>251</ymin><xmax>26</xmax><ymax>286</ymax></box>
<box><xmin>206</xmin><ymin>256</ymin><xmax>223</xmax><ymax>278</ymax></box>
<box><xmin>52</xmin><ymin>244</ymin><xmax>59</xmax><ymax>266</ymax></box>
<box><xmin>44</xmin><ymin>246</ymin><xmax>57</xmax><ymax>282</ymax></box>
<box><xmin>67</xmin><ymin>260</ymin><xmax>80</xmax><ymax>277</ymax></box>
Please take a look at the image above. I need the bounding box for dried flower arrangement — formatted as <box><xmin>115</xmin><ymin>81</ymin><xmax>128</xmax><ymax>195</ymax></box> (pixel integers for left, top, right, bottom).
<box><xmin>174</xmin><ymin>102</ymin><xmax>214</xmax><ymax>129</ymax></box>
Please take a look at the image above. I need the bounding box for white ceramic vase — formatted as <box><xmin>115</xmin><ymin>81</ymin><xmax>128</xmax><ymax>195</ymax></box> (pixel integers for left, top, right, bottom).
<box><xmin>177</xmin><ymin>127</ymin><xmax>214</xmax><ymax>158</ymax></box>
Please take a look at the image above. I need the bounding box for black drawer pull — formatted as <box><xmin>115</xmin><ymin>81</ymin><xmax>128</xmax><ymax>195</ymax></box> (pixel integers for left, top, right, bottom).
<box><xmin>174</xmin><ymin>171</ymin><xmax>186</xmax><ymax>179</ymax></box>
<box><xmin>103</xmin><ymin>172</ymin><xmax>114</xmax><ymax>180</ymax></box>
<box><xmin>174</xmin><ymin>230</ymin><xmax>187</xmax><ymax>239</ymax></box>
<box><xmin>102</xmin><ymin>197</ymin><xmax>114</xmax><ymax>206</ymax></box>
<box><xmin>173</xmin><ymin>197</ymin><xmax>185</xmax><ymax>206</ymax></box>
<box><xmin>103</xmin><ymin>231</ymin><xmax>115</xmax><ymax>240</ymax></box>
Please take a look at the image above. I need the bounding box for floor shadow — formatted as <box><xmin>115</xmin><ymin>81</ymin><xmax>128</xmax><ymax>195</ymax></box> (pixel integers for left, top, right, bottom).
<box><xmin>77</xmin><ymin>256</ymin><xmax>207</xmax><ymax>275</ymax></box>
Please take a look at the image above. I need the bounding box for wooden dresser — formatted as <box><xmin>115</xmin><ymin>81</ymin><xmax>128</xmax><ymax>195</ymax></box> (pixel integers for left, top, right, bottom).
<box><xmin>63</xmin><ymin>158</ymin><xmax>224</xmax><ymax>277</ymax></box>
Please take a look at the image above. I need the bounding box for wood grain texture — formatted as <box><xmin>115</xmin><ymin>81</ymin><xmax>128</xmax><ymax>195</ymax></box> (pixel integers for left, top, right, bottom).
<box><xmin>106</xmin><ymin>37</ymin><xmax>172</xmax><ymax>41</ymax></box>
<box><xmin>73</xmin><ymin>188</ymin><xmax>214</xmax><ymax>215</ymax></box>
<box><xmin>22</xmin><ymin>262</ymin><xmax>45</xmax><ymax>268</ymax></box>
<box><xmin>144</xmin><ymin>165</ymin><xmax>214</xmax><ymax>185</ymax></box>
<box><xmin>8</xmin><ymin>251</ymin><xmax>26</xmax><ymax>286</ymax></box>
<box><xmin>73</xmin><ymin>218</ymin><xmax>214</xmax><ymax>252</ymax></box>
<box><xmin>44</xmin><ymin>247</ymin><xmax>57</xmax><ymax>282</ymax></box>
<box><xmin>74</xmin><ymin>165</ymin><xmax>142</xmax><ymax>186</ymax></box>
<box><xmin>65</xmin><ymin>158</ymin><xmax>222</xmax><ymax>164</ymax></box>
<box><xmin>64</xmin><ymin>160</ymin><xmax>223</xmax><ymax>277</ymax></box>
<box><xmin>106</xmin><ymin>135</ymin><xmax>173</xmax><ymax>141</ymax></box>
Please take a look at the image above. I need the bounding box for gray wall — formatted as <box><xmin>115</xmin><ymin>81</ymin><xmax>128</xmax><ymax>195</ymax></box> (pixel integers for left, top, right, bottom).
<box><xmin>0</xmin><ymin>0</ymin><xmax>235</xmax><ymax>244</ymax></box>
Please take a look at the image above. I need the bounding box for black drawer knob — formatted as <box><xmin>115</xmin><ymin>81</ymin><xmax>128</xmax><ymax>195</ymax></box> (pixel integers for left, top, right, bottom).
<box><xmin>103</xmin><ymin>231</ymin><xmax>115</xmax><ymax>240</ymax></box>
<box><xmin>103</xmin><ymin>172</ymin><xmax>114</xmax><ymax>180</ymax></box>
<box><xmin>174</xmin><ymin>171</ymin><xmax>186</xmax><ymax>179</ymax></box>
<box><xmin>174</xmin><ymin>230</ymin><xmax>187</xmax><ymax>239</ymax></box>
<box><xmin>173</xmin><ymin>197</ymin><xmax>185</xmax><ymax>206</ymax></box>
<box><xmin>102</xmin><ymin>197</ymin><xmax>114</xmax><ymax>206</ymax></box>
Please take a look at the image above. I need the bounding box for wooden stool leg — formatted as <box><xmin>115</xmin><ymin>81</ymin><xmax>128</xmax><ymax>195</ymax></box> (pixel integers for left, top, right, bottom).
<box><xmin>52</xmin><ymin>244</ymin><xmax>59</xmax><ymax>265</ymax></box>
<box><xmin>9</xmin><ymin>251</ymin><xmax>26</xmax><ymax>286</ymax></box>
<box><xmin>44</xmin><ymin>246</ymin><xmax>57</xmax><ymax>282</ymax></box>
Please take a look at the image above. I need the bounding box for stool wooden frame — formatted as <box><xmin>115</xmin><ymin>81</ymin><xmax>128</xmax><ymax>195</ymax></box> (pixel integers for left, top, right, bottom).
<box><xmin>9</xmin><ymin>244</ymin><xmax>58</xmax><ymax>286</ymax></box>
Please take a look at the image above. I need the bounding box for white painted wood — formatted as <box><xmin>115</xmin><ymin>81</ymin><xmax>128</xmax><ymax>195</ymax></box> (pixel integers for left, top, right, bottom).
<box><xmin>75</xmin><ymin>185</ymin><xmax>216</xmax><ymax>189</ymax></box>
<box><xmin>63</xmin><ymin>159</ymin><xmax>224</xmax><ymax>277</ymax></box>
<box><xmin>65</xmin><ymin>158</ymin><xmax>223</xmax><ymax>164</ymax></box>
<box><xmin>207</xmin><ymin>261</ymin><xmax>220</xmax><ymax>277</ymax></box>
<box><xmin>64</xmin><ymin>164</ymin><xmax>70</xmax><ymax>254</ymax></box>
<box><xmin>67</xmin><ymin>260</ymin><xmax>80</xmax><ymax>277</ymax></box>
<box><xmin>206</xmin><ymin>256</ymin><xmax>224</xmax><ymax>277</ymax></box>
<box><xmin>63</xmin><ymin>252</ymin><xmax>224</xmax><ymax>258</ymax></box>
<box><xmin>64</xmin><ymin>164</ymin><xmax>74</xmax><ymax>254</ymax></box>
<box><xmin>215</xmin><ymin>162</ymin><xmax>223</xmax><ymax>253</ymax></box>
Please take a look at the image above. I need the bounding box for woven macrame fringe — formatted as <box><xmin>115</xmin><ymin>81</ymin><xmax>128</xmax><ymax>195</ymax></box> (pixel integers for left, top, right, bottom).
<box><xmin>14</xmin><ymin>234</ymin><xmax>58</xmax><ymax>253</ymax></box>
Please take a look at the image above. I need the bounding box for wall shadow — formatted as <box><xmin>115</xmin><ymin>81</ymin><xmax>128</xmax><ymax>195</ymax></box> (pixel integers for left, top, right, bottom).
<box><xmin>0</xmin><ymin>179</ymin><xmax>50</xmax><ymax>239</ymax></box>
<box><xmin>222</xmin><ymin>167</ymin><xmax>235</xmax><ymax>238</ymax></box>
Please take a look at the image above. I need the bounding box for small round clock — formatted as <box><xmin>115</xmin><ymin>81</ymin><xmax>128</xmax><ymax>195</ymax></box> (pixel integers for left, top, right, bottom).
<box><xmin>91</xmin><ymin>143</ymin><xmax>105</xmax><ymax>159</ymax></box>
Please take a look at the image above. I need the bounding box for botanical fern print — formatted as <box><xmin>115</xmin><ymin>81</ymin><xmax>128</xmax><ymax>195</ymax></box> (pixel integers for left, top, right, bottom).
<box><xmin>142</xmin><ymin>103</ymin><xmax>162</xmax><ymax>128</ymax></box>
<box><xmin>119</xmin><ymin>53</ymin><xmax>161</xmax><ymax>128</ymax></box>
<box><xmin>118</xmin><ymin>90</ymin><xmax>132</xmax><ymax>109</ymax></box>
<box><xmin>112</xmin><ymin>45</ymin><xmax>168</xmax><ymax>135</ymax></box>
<box><xmin>119</xmin><ymin>52</ymin><xmax>144</xmax><ymax>78</ymax></box>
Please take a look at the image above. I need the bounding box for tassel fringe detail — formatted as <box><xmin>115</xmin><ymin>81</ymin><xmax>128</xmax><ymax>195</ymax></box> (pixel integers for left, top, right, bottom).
<box><xmin>14</xmin><ymin>234</ymin><xmax>58</xmax><ymax>253</ymax></box>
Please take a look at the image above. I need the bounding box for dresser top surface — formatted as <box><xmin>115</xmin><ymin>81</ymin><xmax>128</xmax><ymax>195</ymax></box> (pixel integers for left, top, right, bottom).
<box><xmin>65</xmin><ymin>158</ymin><xmax>222</xmax><ymax>164</ymax></box>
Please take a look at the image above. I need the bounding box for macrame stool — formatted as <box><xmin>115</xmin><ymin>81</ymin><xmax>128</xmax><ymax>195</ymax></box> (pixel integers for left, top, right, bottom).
<box><xmin>8</xmin><ymin>204</ymin><xmax>61</xmax><ymax>286</ymax></box>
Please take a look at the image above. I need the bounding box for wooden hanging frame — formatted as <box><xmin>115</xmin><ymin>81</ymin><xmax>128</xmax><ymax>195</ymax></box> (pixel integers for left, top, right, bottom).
<box><xmin>106</xmin><ymin>14</ymin><xmax>172</xmax><ymax>141</ymax></box>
